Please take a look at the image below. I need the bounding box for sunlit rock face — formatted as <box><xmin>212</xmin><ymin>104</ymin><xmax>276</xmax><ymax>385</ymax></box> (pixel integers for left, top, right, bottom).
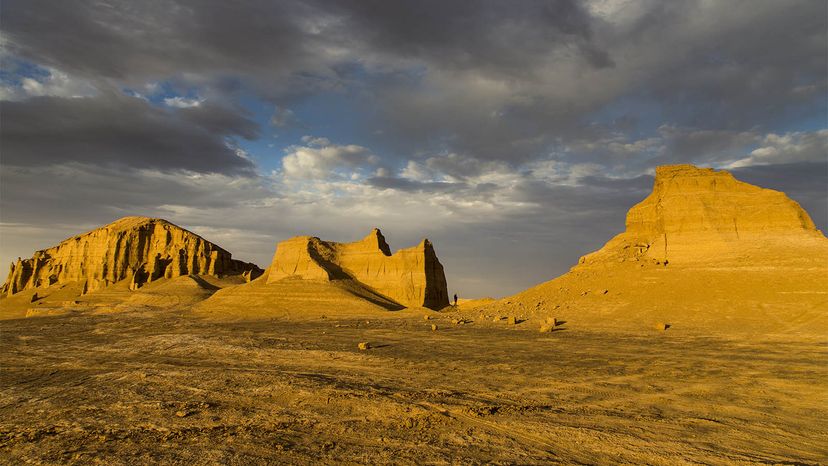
<box><xmin>484</xmin><ymin>164</ymin><xmax>828</xmax><ymax>333</ymax></box>
<box><xmin>580</xmin><ymin>164</ymin><xmax>823</xmax><ymax>266</ymax></box>
<box><xmin>2</xmin><ymin>216</ymin><xmax>260</xmax><ymax>296</ymax></box>
<box><xmin>267</xmin><ymin>228</ymin><xmax>449</xmax><ymax>310</ymax></box>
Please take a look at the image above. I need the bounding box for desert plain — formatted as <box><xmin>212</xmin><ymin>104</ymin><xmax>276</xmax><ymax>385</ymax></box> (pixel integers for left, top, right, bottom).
<box><xmin>1</xmin><ymin>165</ymin><xmax>827</xmax><ymax>465</ymax></box>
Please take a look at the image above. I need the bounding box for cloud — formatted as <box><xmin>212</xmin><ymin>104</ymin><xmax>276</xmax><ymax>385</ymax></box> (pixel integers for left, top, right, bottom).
<box><xmin>0</xmin><ymin>66</ymin><xmax>97</xmax><ymax>101</ymax></box>
<box><xmin>270</xmin><ymin>106</ymin><xmax>297</xmax><ymax>127</ymax></box>
<box><xmin>281</xmin><ymin>137</ymin><xmax>379</xmax><ymax>180</ymax></box>
<box><xmin>0</xmin><ymin>92</ymin><xmax>257</xmax><ymax>174</ymax></box>
<box><xmin>726</xmin><ymin>130</ymin><xmax>828</xmax><ymax>168</ymax></box>
<box><xmin>163</xmin><ymin>96</ymin><xmax>203</xmax><ymax>108</ymax></box>
<box><xmin>1</xmin><ymin>0</ymin><xmax>824</xmax><ymax>166</ymax></box>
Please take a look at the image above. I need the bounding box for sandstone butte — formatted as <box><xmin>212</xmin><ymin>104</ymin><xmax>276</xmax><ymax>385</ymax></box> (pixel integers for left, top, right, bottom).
<box><xmin>266</xmin><ymin>229</ymin><xmax>449</xmax><ymax>309</ymax></box>
<box><xmin>1</xmin><ymin>216</ymin><xmax>261</xmax><ymax>298</ymax></box>
<box><xmin>481</xmin><ymin>164</ymin><xmax>828</xmax><ymax>333</ymax></box>
<box><xmin>195</xmin><ymin>229</ymin><xmax>449</xmax><ymax>317</ymax></box>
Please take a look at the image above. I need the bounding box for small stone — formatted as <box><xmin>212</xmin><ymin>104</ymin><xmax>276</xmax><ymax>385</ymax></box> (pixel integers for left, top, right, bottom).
<box><xmin>654</xmin><ymin>322</ymin><xmax>669</xmax><ymax>331</ymax></box>
<box><xmin>423</xmin><ymin>314</ymin><xmax>431</xmax><ymax>320</ymax></box>
<box><xmin>175</xmin><ymin>410</ymin><xmax>190</xmax><ymax>418</ymax></box>
<box><xmin>431</xmin><ymin>324</ymin><xmax>438</xmax><ymax>331</ymax></box>
<box><xmin>507</xmin><ymin>316</ymin><xmax>517</xmax><ymax>325</ymax></box>
<box><xmin>539</xmin><ymin>325</ymin><xmax>553</xmax><ymax>333</ymax></box>
<box><xmin>358</xmin><ymin>342</ymin><xmax>371</xmax><ymax>350</ymax></box>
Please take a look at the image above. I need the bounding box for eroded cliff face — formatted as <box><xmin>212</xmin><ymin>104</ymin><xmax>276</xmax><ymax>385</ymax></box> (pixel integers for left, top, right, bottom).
<box><xmin>481</xmin><ymin>164</ymin><xmax>828</xmax><ymax>333</ymax></box>
<box><xmin>266</xmin><ymin>229</ymin><xmax>449</xmax><ymax>309</ymax></box>
<box><xmin>580</xmin><ymin>164</ymin><xmax>823</xmax><ymax>265</ymax></box>
<box><xmin>2</xmin><ymin>216</ymin><xmax>261</xmax><ymax>296</ymax></box>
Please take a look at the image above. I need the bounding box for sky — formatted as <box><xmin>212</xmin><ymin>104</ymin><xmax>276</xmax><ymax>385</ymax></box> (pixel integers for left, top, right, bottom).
<box><xmin>1</xmin><ymin>0</ymin><xmax>826</xmax><ymax>298</ymax></box>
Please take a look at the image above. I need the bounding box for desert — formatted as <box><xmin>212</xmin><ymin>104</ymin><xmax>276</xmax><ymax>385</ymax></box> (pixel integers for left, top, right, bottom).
<box><xmin>2</xmin><ymin>2</ymin><xmax>827</xmax><ymax>464</ymax></box>
<box><xmin>2</xmin><ymin>165</ymin><xmax>826</xmax><ymax>464</ymax></box>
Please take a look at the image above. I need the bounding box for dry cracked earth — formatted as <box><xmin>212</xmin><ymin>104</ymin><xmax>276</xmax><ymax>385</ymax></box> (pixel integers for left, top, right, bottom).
<box><xmin>1</xmin><ymin>308</ymin><xmax>826</xmax><ymax>465</ymax></box>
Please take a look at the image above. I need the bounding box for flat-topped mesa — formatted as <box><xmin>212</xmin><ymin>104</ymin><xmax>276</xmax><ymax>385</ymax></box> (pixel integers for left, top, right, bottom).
<box><xmin>266</xmin><ymin>229</ymin><xmax>449</xmax><ymax>309</ymax></box>
<box><xmin>626</xmin><ymin>164</ymin><xmax>817</xmax><ymax>237</ymax></box>
<box><xmin>581</xmin><ymin>164</ymin><xmax>823</xmax><ymax>265</ymax></box>
<box><xmin>2</xmin><ymin>216</ymin><xmax>261</xmax><ymax>296</ymax></box>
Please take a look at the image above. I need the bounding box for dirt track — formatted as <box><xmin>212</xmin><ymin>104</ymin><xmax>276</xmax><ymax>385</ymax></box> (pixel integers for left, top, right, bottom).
<box><xmin>1</xmin><ymin>308</ymin><xmax>826</xmax><ymax>465</ymax></box>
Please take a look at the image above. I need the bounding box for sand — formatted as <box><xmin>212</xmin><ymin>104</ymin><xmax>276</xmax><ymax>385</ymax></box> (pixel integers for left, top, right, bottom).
<box><xmin>1</xmin><ymin>307</ymin><xmax>826</xmax><ymax>464</ymax></box>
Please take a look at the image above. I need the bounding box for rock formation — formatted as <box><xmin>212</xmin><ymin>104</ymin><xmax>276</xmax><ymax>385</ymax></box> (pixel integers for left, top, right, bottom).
<box><xmin>195</xmin><ymin>229</ymin><xmax>449</xmax><ymax>318</ymax></box>
<box><xmin>266</xmin><ymin>229</ymin><xmax>449</xmax><ymax>309</ymax></box>
<box><xmin>579</xmin><ymin>164</ymin><xmax>822</xmax><ymax>266</ymax></box>
<box><xmin>481</xmin><ymin>164</ymin><xmax>828</xmax><ymax>333</ymax></box>
<box><xmin>2</xmin><ymin>216</ymin><xmax>261</xmax><ymax>297</ymax></box>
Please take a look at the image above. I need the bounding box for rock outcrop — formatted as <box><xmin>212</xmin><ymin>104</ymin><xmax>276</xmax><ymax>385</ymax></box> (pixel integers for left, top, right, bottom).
<box><xmin>266</xmin><ymin>229</ymin><xmax>449</xmax><ymax>309</ymax></box>
<box><xmin>481</xmin><ymin>164</ymin><xmax>828</xmax><ymax>334</ymax></box>
<box><xmin>579</xmin><ymin>164</ymin><xmax>822</xmax><ymax>266</ymax></box>
<box><xmin>2</xmin><ymin>216</ymin><xmax>261</xmax><ymax>296</ymax></box>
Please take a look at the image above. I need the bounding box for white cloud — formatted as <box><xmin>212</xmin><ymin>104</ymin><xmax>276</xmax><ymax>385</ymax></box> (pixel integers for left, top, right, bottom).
<box><xmin>163</xmin><ymin>96</ymin><xmax>204</xmax><ymax>108</ymax></box>
<box><xmin>400</xmin><ymin>160</ymin><xmax>437</xmax><ymax>182</ymax></box>
<box><xmin>1</xmin><ymin>67</ymin><xmax>97</xmax><ymax>101</ymax></box>
<box><xmin>726</xmin><ymin>130</ymin><xmax>828</xmax><ymax>168</ymax></box>
<box><xmin>281</xmin><ymin>137</ymin><xmax>379</xmax><ymax>180</ymax></box>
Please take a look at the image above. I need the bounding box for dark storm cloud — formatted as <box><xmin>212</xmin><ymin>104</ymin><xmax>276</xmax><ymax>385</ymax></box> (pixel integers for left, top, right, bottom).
<box><xmin>0</xmin><ymin>92</ymin><xmax>257</xmax><ymax>174</ymax></box>
<box><xmin>0</xmin><ymin>0</ymin><xmax>315</xmax><ymax>83</ymax></box>
<box><xmin>3</xmin><ymin>0</ymin><xmax>823</xmax><ymax>163</ymax></box>
<box><xmin>623</xmin><ymin>1</ymin><xmax>828</xmax><ymax>131</ymax></box>
<box><xmin>330</xmin><ymin>0</ymin><xmax>608</xmax><ymax>72</ymax></box>
<box><xmin>0</xmin><ymin>0</ymin><xmax>602</xmax><ymax>82</ymax></box>
<box><xmin>0</xmin><ymin>164</ymin><xmax>271</xmax><ymax>225</ymax></box>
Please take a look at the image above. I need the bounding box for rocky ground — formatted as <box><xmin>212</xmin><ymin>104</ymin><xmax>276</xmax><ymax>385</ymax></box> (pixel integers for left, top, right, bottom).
<box><xmin>1</xmin><ymin>307</ymin><xmax>825</xmax><ymax>465</ymax></box>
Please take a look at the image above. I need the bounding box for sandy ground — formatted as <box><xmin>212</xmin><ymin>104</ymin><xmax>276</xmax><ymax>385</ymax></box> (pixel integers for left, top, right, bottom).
<box><xmin>1</xmin><ymin>307</ymin><xmax>826</xmax><ymax>465</ymax></box>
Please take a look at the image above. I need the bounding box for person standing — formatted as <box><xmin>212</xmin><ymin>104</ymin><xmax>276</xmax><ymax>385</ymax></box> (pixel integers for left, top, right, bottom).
<box><xmin>453</xmin><ymin>294</ymin><xmax>458</xmax><ymax>306</ymax></box>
